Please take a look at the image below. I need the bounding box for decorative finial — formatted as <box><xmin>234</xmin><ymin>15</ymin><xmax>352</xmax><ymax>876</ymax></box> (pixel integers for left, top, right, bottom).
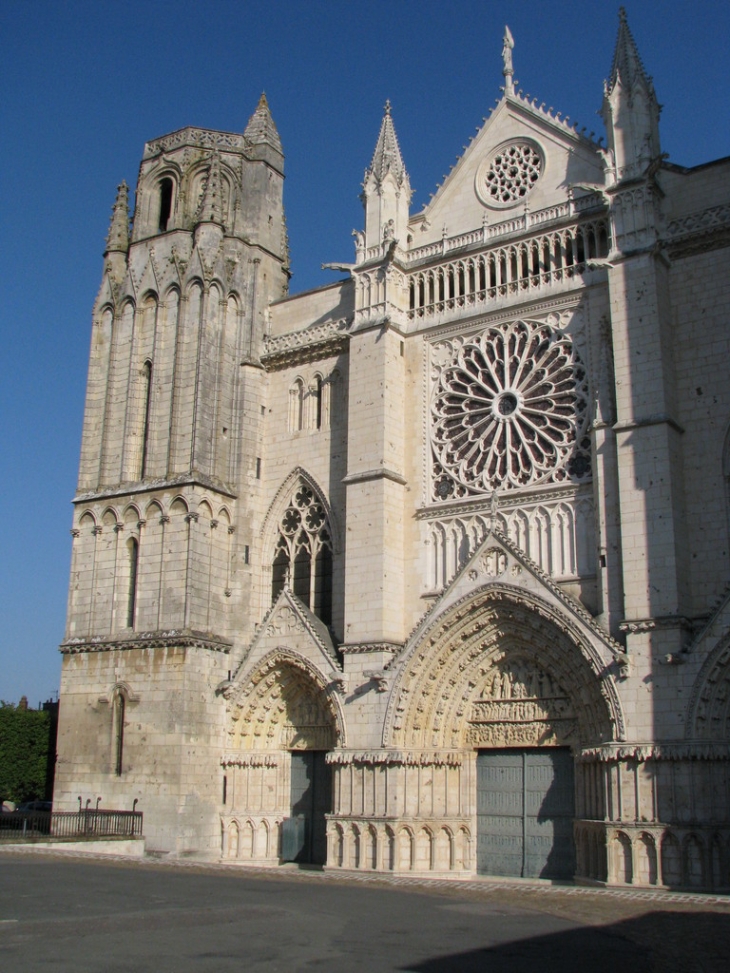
<box><xmin>502</xmin><ymin>25</ymin><xmax>515</xmax><ymax>95</ymax></box>
<box><xmin>384</xmin><ymin>99</ymin><xmax>392</xmax><ymax>116</ymax></box>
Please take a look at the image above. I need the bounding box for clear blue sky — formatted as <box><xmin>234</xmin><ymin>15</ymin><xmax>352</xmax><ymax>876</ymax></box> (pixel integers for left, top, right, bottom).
<box><xmin>1</xmin><ymin>0</ymin><xmax>728</xmax><ymax>706</ymax></box>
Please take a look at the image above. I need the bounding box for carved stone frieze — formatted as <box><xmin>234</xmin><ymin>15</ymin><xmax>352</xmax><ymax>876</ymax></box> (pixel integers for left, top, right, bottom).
<box><xmin>262</xmin><ymin>318</ymin><xmax>350</xmax><ymax>370</ymax></box>
<box><xmin>466</xmin><ymin>720</ymin><xmax>577</xmax><ymax>747</ymax></box>
<box><xmin>221</xmin><ymin>752</ymin><xmax>279</xmax><ymax>768</ymax></box>
<box><xmin>227</xmin><ymin>647</ymin><xmax>344</xmax><ymax>750</ymax></box>
<box><xmin>578</xmin><ymin>742</ymin><xmax>730</xmax><ymax>763</ymax></box>
<box><xmin>326</xmin><ymin>749</ymin><xmax>463</xmax><ymax>767</ymax></box>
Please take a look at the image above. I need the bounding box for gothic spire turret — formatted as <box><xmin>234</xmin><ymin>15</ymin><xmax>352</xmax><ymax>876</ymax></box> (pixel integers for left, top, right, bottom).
<box><xmin>367</xmin><ymin>100</ymin><xmax>408</xmax><ymax>188</ymax></box>
<box><xmin>601</xmin><ymin>7</ymin><xmax>661</xmax><ymax>181</ymax></box>
<box><xmin>105</xmin><ymin>181</ymin><xmax>129</xmax><ymax>255</ymax></box>
<box><xmin>361</xmin><ymin>101</ymin><xmax>411</xmax><ymax>251</ymax></box>
<box><xmin>606</xmin><ymin>7</ymin><xmax>655</xmax><ymax>101</ymax></box>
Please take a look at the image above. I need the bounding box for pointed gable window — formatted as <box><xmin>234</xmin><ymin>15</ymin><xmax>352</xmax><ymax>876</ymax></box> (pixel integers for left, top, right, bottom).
<box><xmin>270</xmin><ymin>481</ymin><xmax>333</xmax><ymax>625</ymax></box>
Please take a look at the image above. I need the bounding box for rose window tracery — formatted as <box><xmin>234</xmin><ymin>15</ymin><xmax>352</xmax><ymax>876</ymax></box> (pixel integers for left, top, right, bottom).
<box><xmin>431</xmin><ymin>320</ymin><xmax>591</xmax><ymax>499</ymax></box>
<box><xmin>478</xmin><ymin>142</ymin><xmax>542</xmax><ymax>207</ymax></box>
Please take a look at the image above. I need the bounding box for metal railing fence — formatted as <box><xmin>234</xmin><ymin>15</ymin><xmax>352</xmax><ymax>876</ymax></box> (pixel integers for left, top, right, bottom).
<box><xmin>0</xmin><ymin>809</ymin><xmax>143</xmax><ymax>840</ymax></box>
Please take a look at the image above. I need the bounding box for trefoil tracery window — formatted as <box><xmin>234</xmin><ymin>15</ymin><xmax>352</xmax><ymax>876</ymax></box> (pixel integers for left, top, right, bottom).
<box><xmin>271</xmin><ymin>483</ymin><xmax>333</xmax><ymax>625</ymax></box>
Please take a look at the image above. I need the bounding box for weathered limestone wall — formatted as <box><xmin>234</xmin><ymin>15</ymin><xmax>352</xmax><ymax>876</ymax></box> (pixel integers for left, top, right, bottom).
<box><xmin>55</xmin><ymin>644</ymin><xmax>228</xmax><ymax>855</ymax></box>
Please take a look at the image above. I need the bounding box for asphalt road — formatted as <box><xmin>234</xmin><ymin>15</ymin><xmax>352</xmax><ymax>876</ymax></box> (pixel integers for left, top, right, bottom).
<box><xmin>1</xmin><ymin>852</ymin><xmax>729</xmax><ymax>972</ymax></box>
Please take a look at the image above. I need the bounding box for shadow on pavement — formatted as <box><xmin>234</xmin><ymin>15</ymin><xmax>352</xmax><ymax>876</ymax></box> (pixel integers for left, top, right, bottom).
<box><xmin>401</xmin><ymin>910</ymin><xmax>730</xmax><ymax>973</ymax></box>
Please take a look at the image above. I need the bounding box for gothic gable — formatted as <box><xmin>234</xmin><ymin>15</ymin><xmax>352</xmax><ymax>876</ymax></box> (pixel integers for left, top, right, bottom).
<box><xmin>414</xmin><ymin>96</ymin><xmax>607</xmax><ymax>247</ymax></box>
<box><xmin>414</xmin><ymin>526</ymin><xmax>622</xmax><ymax>667</ymax></box>
<box><xmin>230</xmin><ymin>587</ymin><xmax>341</xmax><ymax>690</ymax></box>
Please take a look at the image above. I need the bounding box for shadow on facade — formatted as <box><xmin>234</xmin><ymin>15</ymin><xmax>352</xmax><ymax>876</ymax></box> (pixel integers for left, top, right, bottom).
<box><xmin>401</xmin><ymin>910</ymin><xmax>730</xmax><ymax>973</ymax></box>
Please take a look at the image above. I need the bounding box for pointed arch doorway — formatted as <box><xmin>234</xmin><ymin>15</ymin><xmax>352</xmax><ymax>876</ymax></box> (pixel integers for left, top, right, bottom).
<box><xmin>384</xmin><ymin>585</ymin><xmax>620</xmax><ymax>881</ymax></box>
<box><xmin>227</xmin><ymin>652</ymin><xmax>341</xmax><ymax>867</ymax></box>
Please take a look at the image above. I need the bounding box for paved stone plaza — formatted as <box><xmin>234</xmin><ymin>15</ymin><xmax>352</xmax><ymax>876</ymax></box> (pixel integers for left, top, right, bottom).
<box><xmin>1</xmin><ymin>851</ymin><xmax>729</xmax><ymax>971</ymax></box>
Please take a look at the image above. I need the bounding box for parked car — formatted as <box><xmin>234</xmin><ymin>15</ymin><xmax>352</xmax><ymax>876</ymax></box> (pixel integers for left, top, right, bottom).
<box><xmin>15</xmin><ymin>801</ymin><xmax>52</xmax><ymax>812</ymax></box>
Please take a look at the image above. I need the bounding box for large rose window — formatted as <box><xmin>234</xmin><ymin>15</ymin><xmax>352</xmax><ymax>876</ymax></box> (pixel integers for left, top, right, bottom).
<box><xmin>431</xmin><ymin>320</ymin><xmax>591</xmax><ymax>499</ymax></box>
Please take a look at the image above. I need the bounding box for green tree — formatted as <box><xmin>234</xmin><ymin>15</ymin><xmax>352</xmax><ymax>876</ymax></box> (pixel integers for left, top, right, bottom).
<box><xmin>0</xmin><ymin>701</ymin><xmax>53</xmax><ymax>804</ymax></box>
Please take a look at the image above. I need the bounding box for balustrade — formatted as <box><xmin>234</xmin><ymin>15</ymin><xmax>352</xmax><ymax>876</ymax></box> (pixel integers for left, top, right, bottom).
<box><xmin>407</xmin><ymin>219</ymin><xmax>609</xmax><ymax>322</ymax></box>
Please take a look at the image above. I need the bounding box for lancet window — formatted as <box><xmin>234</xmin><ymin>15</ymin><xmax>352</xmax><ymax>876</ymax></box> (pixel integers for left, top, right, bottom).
<box><xmin>113</xmin><ymin>691</ymin><xmax>125</xmax><ymax>776</ymax></box>
<box><xmin>126</xmin><ymin>537</ymin><xmax>139</xmax><ymax>629</ymax></box>
<box><xmin>271</xmin><ymin>483</ymin><xmax>333</xmax><ymax>625</ymax></box>
<box><xmin>288</xmin><ymin>373</ymin><xmax>335</xmax><ymax>433</ymax></box>
<box><xmin>158</xmin><ymin>177</ymin><xmax>173</xmax><ymax>232</ymax></box>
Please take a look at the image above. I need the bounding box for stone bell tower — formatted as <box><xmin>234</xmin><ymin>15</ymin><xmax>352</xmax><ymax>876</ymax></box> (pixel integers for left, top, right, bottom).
<box><xmin>54</xmin><ymin>95</ymin><xmax>289</xmax><ymax>854</ymax></box>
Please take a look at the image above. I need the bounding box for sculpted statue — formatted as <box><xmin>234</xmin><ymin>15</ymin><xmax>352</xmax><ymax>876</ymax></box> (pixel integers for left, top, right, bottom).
<box><xmin>502</xmin><ymin>26</ymin><xmax>514</xmax><ymax>76</ymax></box>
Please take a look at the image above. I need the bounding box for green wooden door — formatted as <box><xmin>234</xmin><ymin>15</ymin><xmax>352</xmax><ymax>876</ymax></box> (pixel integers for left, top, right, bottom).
<box><xmin>289</xmin><ymin>751</ymin><xmax>331</xmax><ymax>865</ymax></box>
<box><xmin>477</xmin><ymin>748</ymin><xmax>575</xmax><ymax>879</ymax></box>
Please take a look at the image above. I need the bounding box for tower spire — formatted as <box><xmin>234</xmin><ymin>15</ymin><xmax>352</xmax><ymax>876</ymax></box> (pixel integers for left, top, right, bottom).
<box><xmin>105</xmin><ymin>181</ymin><xmax>129</xmax><ymax>255</ymax></box>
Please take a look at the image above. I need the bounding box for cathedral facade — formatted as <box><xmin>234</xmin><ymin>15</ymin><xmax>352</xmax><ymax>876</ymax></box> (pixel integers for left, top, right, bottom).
<box><xmin>55</xmin><ymin>13</ymin><xmax>730</xmax><ymax>889</ymax></box>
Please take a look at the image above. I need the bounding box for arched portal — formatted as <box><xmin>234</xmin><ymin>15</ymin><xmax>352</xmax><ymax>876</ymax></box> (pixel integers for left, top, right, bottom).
<box><xmin>384</xmin><ymin>586</ymin><xmax>619</xmax><ymax>879</ymax></box>
<box><xmin>225</xmin><ymin>652</ymin><xmax>342</xmax><ymax>866</ymax></box>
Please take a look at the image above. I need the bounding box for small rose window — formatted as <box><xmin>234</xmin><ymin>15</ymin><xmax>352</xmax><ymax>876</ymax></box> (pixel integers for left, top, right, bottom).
<box><xmin>478</xmin><ymin>142</ymin><xmax>542</xmax><ymax>208</ymax></box>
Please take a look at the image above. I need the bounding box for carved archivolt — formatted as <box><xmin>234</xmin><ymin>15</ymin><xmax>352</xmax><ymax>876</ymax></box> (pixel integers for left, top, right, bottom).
<box><xmin>385</xmin><ymin>588</ymin><xmax>619</xmax><ymax>751</ymax></box>
<box><xmin>229</xmin><ymin>649</ymin><xmax>343</xmax><ymax>750</ymax></box>
<box><xmin>688</xmin><ymin>633</ymin><xmax>730</xmax><ymax>741</ymax></box>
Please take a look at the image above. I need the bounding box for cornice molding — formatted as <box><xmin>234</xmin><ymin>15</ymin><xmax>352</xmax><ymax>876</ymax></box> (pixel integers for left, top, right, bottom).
<box><xmin>579</xmin><ymin>742</ymin><xmax>730</xmax><ymax>763</ymax></box>
<box><xmin>60</xmin><ymin>629</ymin><xmax>232</xmax><ymax>655</ymax></box>
<box><xmin>262</xmin><ymin>318</ymin><xmax>351</xmax><ymax>370</ymax></box>
<box><xmin>74</xmin><ymin>473</ymin><xmax>238</xmax><ymax>504</ymax></box>
<box><xmin>342</xmin><ymin>468</ymin><xmax>407</xmax><ymax>487</ymax></box>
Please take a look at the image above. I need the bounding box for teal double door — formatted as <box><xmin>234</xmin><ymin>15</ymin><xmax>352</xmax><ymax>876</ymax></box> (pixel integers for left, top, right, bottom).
<box><xmin>288</xmin><ymin>751</ymin><xmax>331</xmax><ymax>865</ymax></box>
<box><xmin>477</xmin><ymin>748</ymin><xmax>575</xmax><ymax>879</ymax></box>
